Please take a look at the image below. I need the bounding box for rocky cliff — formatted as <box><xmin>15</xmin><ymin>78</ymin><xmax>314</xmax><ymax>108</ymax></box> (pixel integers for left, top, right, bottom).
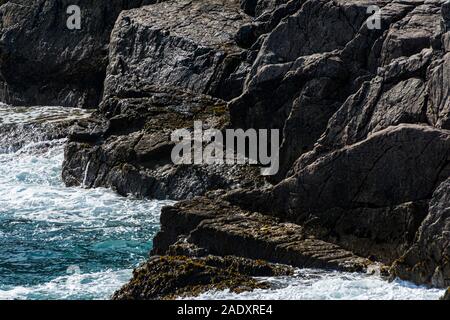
<box><xmin>2</xmin><ymin>0</ymin><xmax>449</xmax><ymax>298</ymax></box>
<box><xmin>0</xmin><ymin>0</ymin><xmax>155</xmax><ymax>108</ymax></box>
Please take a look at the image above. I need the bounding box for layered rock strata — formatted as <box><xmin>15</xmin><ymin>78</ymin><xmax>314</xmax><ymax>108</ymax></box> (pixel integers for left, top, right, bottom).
<box><xmin>2</xmin><ymin>0</ymin><xmax>449</xmax><ymax>297</ymax></box>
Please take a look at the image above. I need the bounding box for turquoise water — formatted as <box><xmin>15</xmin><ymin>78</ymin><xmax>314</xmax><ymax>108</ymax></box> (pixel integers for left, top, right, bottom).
<box><xmin>193</xmin><ymin>269</ymin><xmax>445</xmax><ymax>300</ymax></box>
<box><xmin>0</xmin><ymin>107</ymin><xmax>173</xmax><ymax>299</ymax></box>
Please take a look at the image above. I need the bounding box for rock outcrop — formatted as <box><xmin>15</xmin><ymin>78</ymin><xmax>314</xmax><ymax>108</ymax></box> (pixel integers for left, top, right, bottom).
<box><xmin>153</xmin><ymin>195</ymin><xmax>371</xmax><ymax>272</ymax></box>
<box><xmin>62</xmin><ymin>0</ymin><xmax>266</xmax><ymax>200</ymax></box>
<box><xmin>4</xmin><ymin>0</ymin><xmax>449</xmax><ymax>298</ymax></box>
<box><xmin>105</xmin><ymin>0</ymin><xmax>251</xmax><ymax>102</ymax></box>
<box><xmin>112</xmin><ymin>255</ymin><xmax>293</xmax><ymax>300</ymax></box>
<box><xmin>113</xmin><ymin>194</ymin><xmax>371</xmax><ymax>299</ymax></box>
<box><xmin>0</xmin><ymin>0</ymin><xmax>154</xmax><ymax>108</ymax></box>
<box><xmin>392</xmin><ymin>177</ymin><xmax>450</xmax><ymax>288</ymax></box>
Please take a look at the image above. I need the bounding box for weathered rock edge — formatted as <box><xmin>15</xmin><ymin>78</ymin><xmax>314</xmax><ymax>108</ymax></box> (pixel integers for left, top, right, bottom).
<box><xmin>8</xmin><ymin>0</ymin><xmax>447</xmax><ymax>295</ymax></box>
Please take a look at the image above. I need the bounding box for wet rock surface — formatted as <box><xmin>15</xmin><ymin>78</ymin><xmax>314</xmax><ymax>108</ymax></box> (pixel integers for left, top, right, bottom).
<box><xmin>62</xmin><ymin>86</ymin><xmax>267</xmax><ymax>199</ymax></box>
<box><xmin>2</xmin><ymin>0</ymin><xmax>450</xmax><ymax>298</ymax></box>
<box><xmin>112</xmin><ymin>255</ymin><xmax>293</xmax><ymax>300</ymax></box>
<box><xmin>105</xmin><ymin>0</ymin><xmax>250</xmax><ymax>101</ymax></box>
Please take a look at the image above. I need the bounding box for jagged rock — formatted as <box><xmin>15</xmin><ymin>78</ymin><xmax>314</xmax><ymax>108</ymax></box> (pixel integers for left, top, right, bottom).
<box><xmin>318</xmin><ymin>75</ymin><xmax>428</xmax><ymax>150</ymax></box>
<box><xmin>61</xmin><ymin>0</ymin><xmax>268</xmax><ymax>199</ymax></box>
<box><xmin>379</xmin><ymin>3</ymin><xmax>443</xmax><ymax>66</ymax></box>
<box><xmin>272</xmin><ymin>124</ymin><xmax>450</xmax><ymax>263</ymax></box>
<box><xmin>63</xmin><ymin>86</ymin><xmax>267</xmax><ymax>199</ymax></box>
<box><xmin>105</xmin><ymin>0</ymin><xmax>251</xmax><ymax>102</ymax></box>
<box><xmin>112</xmin><ymin>255</ymin><xmax>293</xmax><ymax>300</ymax></box>
<box><xmin>0</xmin><ymin>0</ymin><xmax>154</xmax><ymax>108</ymax></box>
<box><xmin>240</xmin><ymin>0</ymin><xmax>291</xmax><ymax>17</ymax></box>
<box><xmin>392</xmin><ymin>178</ymin><xmax>450</xmax><ymax>288</ymax></box>
<box><xmin>230</xmin><ymin>0</ymin><xmax>420</xmax><ymax>181</ymax></box>
<box><xmin>153</xmin><ymin>196</ymin><xmax>371</xmax><ymax>272</ymax></box>
<box><xmin>236</xmin><ymin>0</ymin><xmax>303</xmax><ymax>48</ymax></box>
<box><xmin>427</xmin><ymin>53</ymin><xmax>450</xmax><ymax>129</ymax></box>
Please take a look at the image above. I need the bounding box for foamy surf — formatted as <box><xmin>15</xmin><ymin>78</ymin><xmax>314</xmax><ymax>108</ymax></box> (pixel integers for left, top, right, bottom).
<box><xmin>0</xmin><ymin>106</ymin><xmax>173</xmax><ymax>300</ymax></box>
<box><xmin>189</xmin><ymin>269</ymin><xmax>445</xmax><ymax>300</ymax></box>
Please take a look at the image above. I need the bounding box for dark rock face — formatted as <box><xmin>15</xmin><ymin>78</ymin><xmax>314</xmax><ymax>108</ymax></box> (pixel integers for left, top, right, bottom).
<box><xmin>62</xmin><ymin>0</ymin><xmax>267</xmax><ymax>200</ymax></box>
<box><xmin>392</xmin><ymin>178</ymin><xmax>450</xmax><ymax>288</ymax></box>
<box><xmin>229</xmin><ymin>0</ymin><xmax>442</xmax><ymax>181</ymax></box>
<box><xmin>0</xmin><ymin>0</ymin><xmax>154</xmax><ymax>108</ymax></box>
<box><xmin>4</xmin><ymin>0</ymin><xmax>446</xmax><ymax>295</ymax></box>
<box><xmin>105</xmin><ymin>0</ymin><xmax>250</xmax><ymax>102</ymax></box>
<box><xmin>242</xmin><ymin>1</ymin><xmax>450</xmax><ymax>283</ymax></box>
<box><xmin>153</xmin><ymin>196</ymin><xmax>370</xmax><ymax>272</ymax></box>
<box><xmin>271</xmin><ymin>124</ymin><xmax>450</xmax><ymax>263</ymax></box>
<box><xmin>112</xmin><ymin>255</ymin><xmax>293</xmax><ymax>300</ymax></box>
<box><xmin>240</xmin><ymin>0</ymin><xmax>291</xmax><ymax>17</ymax></box>
<box><xmin>62</xmin><ymin>86</ymin><xmax>266</xmax><ymax>199</ymax></box>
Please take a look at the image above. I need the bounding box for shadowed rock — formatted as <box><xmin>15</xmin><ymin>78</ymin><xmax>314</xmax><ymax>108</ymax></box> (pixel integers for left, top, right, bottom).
<box><xmin>0</xmin><ymin>0</ymin><xmax>155</xmax><ymax>108</ymax></box>
<box><xmin>153</xmin><ymin>196</ymin><xmax>371</xmax><ymax>272</ymax></box>
<box><xmin>112</xmin><ymin>255</ymin><xmax>293</xmax><ymax>300</ymax></box>
<box><xmin>392</xmin><ymin>177</ymin><xmax>450</xmax><ymax>288</ymax></box>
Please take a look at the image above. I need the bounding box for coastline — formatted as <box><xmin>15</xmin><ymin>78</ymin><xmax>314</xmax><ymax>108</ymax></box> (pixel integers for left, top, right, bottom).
<box><xmin>0</xmin><ymin>0</ymin><xmax>449</xmax><ymax>300</ymax></box>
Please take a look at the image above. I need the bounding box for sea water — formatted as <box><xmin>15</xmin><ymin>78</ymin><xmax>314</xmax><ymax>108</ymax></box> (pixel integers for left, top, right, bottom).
<box><xmin>0</xmin><ymin>106</ymin><xmax>173</xmax><ymax>299</ymax></box>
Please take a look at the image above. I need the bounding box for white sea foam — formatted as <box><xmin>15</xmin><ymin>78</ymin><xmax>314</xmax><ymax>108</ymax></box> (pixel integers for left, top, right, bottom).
<box><xmin>0</xmin><ymin>269</ymin><xmax>132</xmax><ymax>300</ymax></box>
<box><xmin>0</xmin><ymin>107</ymin><xmax>173</xmax><ymax>300</ymax></box>
<box><xmin>190</xmin><ymin>269</ymin><xmax>445</xmax><ymax>300</ymax></box>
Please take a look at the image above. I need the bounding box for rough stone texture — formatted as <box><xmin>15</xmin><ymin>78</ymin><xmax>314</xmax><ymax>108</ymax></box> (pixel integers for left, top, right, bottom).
<box><xmin>229</xmin><ymin>0</ymin><xmax>419</xmax><ymax>181</ymax></box>
<box><xmin>240</xmin><ymin>0</ymin><xmax>291</xmax><ymax>17</ymax></box>
<box><xmin>63</xmin><ymin>86</ymin><xmax>267</xmax><ymax>199</ymax></box>
<box><xmin>236</xmin><ymin>0</ymin><xmax>305</xmax><ymax>49</ymax></box>
<box><xmin>269</xmin><ymin>124</ymin><xmax>450</xmax><ymax>264</ymax></box>
<box><xmin>112</xmin><ymin>254</ymin><xmax>293</xmax><ymax>300</ymax></box>
<box><xmin>392</xmin><ymin>178</ymin><xmax>450</xmax><ymax>288</ymax></box>
<box><xmin>0</xmin><ymin>0</ymin><xmax>154</xmax><ymax>108</ymax></box>
<box><xmin>153</xmin><ymin>196</ymin><xmax>371</xmax><ymax>272</ymax></box>
<box><xmin>427</xmin><ymin>53</ymin><xmax>450</xmax><ymax>129</ymax></box>
<box><xmin>105</xmin><ymin>0</ymin><xmax>251</xmax><ymax>102</ymax></box>
<box><xmin>61</xmin><ymin>0</ymin><xmax>265</xmax><ymax>200</ymax></box>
